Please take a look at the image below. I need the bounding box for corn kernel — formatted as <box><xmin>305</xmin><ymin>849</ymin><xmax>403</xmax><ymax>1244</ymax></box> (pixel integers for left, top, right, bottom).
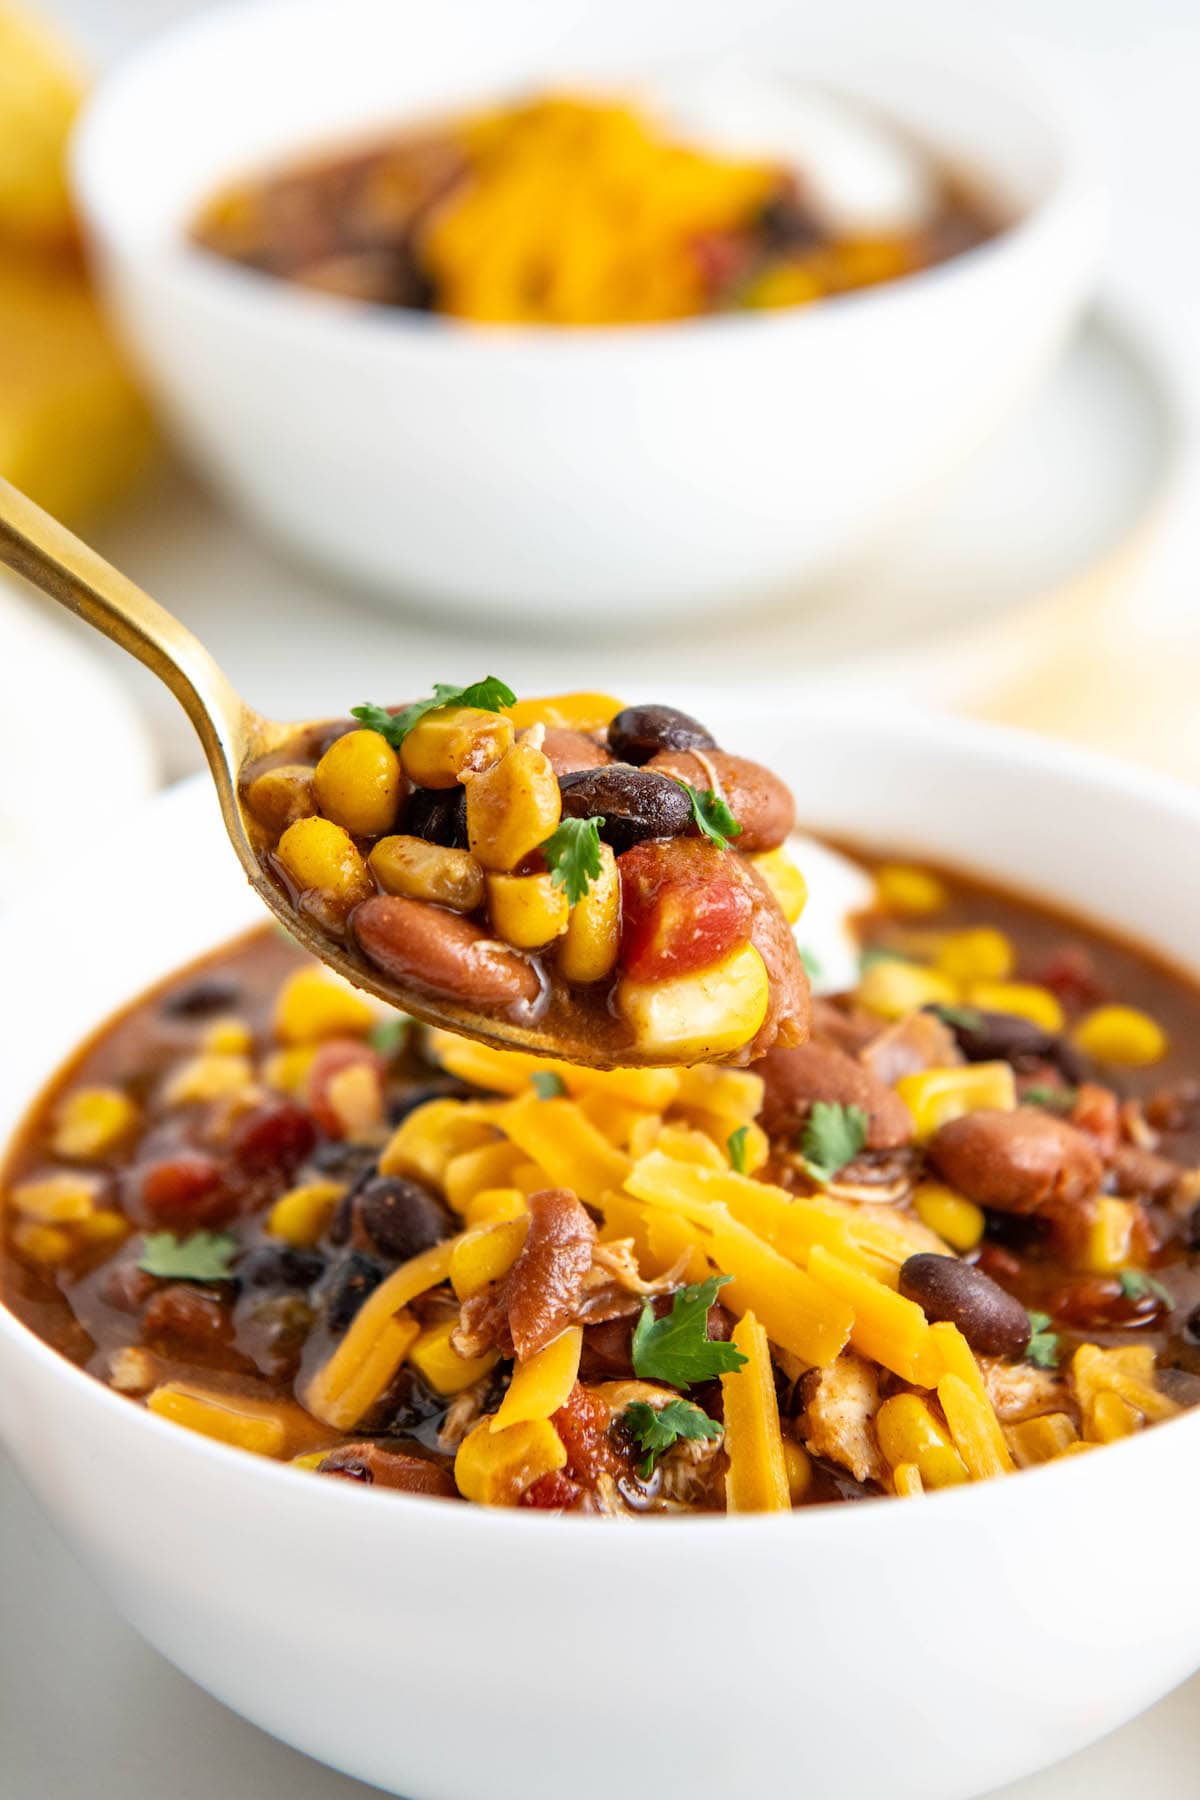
<box><xmin>876</xmin><ymin>1392</ymin><xmax>968</xmax><ymax>1488</ymax></box>
<box><xmin>934</xmin><ymin>928</ymin><xmax>1015</xmax><ymax>983</ymax></box>
<box><xmin>506</xmin><ymin>692</ymin><xmax>623</xmax><ymax>733</ymax></box>
<box><xmin>10</xmin><ymin>1220</ymin><xmax>73</xmax><ymax>1265</ymax></box>
<box><xmin>558</xmin><ymin>842</ymin><xmax>620</xmax><ymax>983</ymax></box>
<box><xmin>454</xmin><ymin>1415</ymin><xmax>566</xmax><ymax>1505</ymax></box>
<box><xmin>913</xmin><ymin>1182</ymin><xmax>985</xmax><ymax>1252</ymax></box>
<box><xmin>8</xmin><ymin>1172</ymin><xmax>99</xmax><ymax>1222</ymax></box>
<box><xmin>892</xmin><ymin>1461</ymin><xmax>924</xmax><ymax>1497</ymax></box>
<box><xmin>201</xmin><ymin>1016</ymin><xmax>255</xmax><ymax>1056</ymax></box>
<box><xmin>617</xmin><ymin>943</ymin><xmax>769</xmax><ymax>1060</ymax></box>
<box><xmin>449</xmin><ymin>1216</ymin><xmax>529</xmax><ymax>1299</ymax></box>
<box><xmin>273</xmin><ymin>969</ymin><xmax>375</xmax><ymax>1044</ymax></box>
<box><xmin>1072</xmin><ymin>1005</ymin><xmax>1168</xmax><ymax>1067</ymax></box>
<box><xmin>1077</xmin><ymin>1196</ymin><xmax>1137</xmax><ymax>1274</ymax></box>
<box><xmin>492</xmin><ymin>1326</ymin><xmax>582</xmax><ymax>1431</ymax></box>
<box><xmin>51</xmin><ymin>1086</ymin><xmax>139</xmax><ymax>1160</ymax></box>
<box><xmin>463</xmin><ymin>1187</ymin><xmax>529</xmax><ymax>1227</ymax></box>
<box><xmin>965</xmin><ymin>981</ymin><xmax>1064</xmax><ymax>1033</ymax></box>
<box><xmin>749</xmin><ymin>848</ymin><xmax>808</xmax><ymax>925</ymax></box>
<box><xmin>486</xmin><ymin>869</ymin><xmax>570</xmax><ymax>949</ymax></box>
<box><xmin>895</xmin><ymin>1062</ymin><xmax>1017</xmax><ymax>1140</ymax></box>
<box><xmin>291</xmin><ymin>1450</ymin><xmax>328</xmax><ymax>1471</ymax></box>
<box><xmin>261</xmin><ymin>1045</ymin><xmax>319</xmax><ymax>1096</ymax></box>
<box><xmin>1005</xmin><ymin>1412</ymin><xmax>1078</xmax><ymax>1467</ymax></box>
<box><xmin>782</xmin><ymin>1438</ymin><xmax>812</xmax><ymax>1504</ymax></box>
<box><xmin>875</xmin><ymin>864</ymin><xmax>948</xmax><ymax>917</ymax></box>
<box><xmin>1087</xmin><ymin>1390</ymin><xmax>1142</xmax><ymax>1443</ymax></box>
<box><xmin>147</xmin><ymin>1384</ymin><xmax>288</xmax><ymax>1457</ymax></box>
<box><xmin>76</xmin><ymin>1210</ymin><xmax>130</xmax><ymax>1248</ymax></box>
<box><xmin>368</xmin><ymin>836</ymin><xmax>484</xmax><ymax>913</ymax></box>
<box><xmin>379</xmin><ymin>1099</ymin><xmax>500</xmax><ymax>1189</ymax></box>
<box><xmin>313</xmin><ymin>728</ymin><xmax>403</xmax><ymax>836</ymax></box>
<box><xmin>400</xmin><ymin>706</ymin><xmax>513</xmax><ymax>789</ymax></box>
<box><xmin>275</xmin><ymin>816</ymin><xmax>374</xmax><ymax>913</ymax></box>
<box><xmin>267</xmin><ymin>1180</ymin><xmax>345</xmax><ymax>1247</ymax></box>
<box><xmin>465</xmin><ymin>740</ymin><xmax>561</xmax><ymax>871</ymax></box>
<box><xmin>856</xmin><ymin>959</ymin><xmax>958</xmax><ymax>1020</ymax></box>
<box><xmin>163</xmin><ymin>1053</ymin><xmax>257</xmax><ymax>1107</ymax></box>
<box><xmin>408</xmin><ymin>1318</ymin><xmax>499</xmax><ymax>1394</ymax></box>
<box><xmin>244</xmin><ymin>763</ymin><xmax>316</xmax><ymax>834</ymax></box>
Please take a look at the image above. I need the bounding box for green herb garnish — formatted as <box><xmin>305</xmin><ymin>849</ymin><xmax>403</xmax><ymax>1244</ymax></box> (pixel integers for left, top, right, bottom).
<box><xmin>677</xmin><ymin>781</ymin><xmax>742</xmax><ymax>850</ymax></box>
<box><xmin>800</xmin><ymin>1101</ymin><xmax>869</xmax><ymax>1185</ymax></box>
<box><xmin>1025</xmin><ymin>1311</ymin><xmax>1061</xmax><ymax>1370</ymax></box>
<box><xmin>934</xmin><ymin>1005</ymin><xmax>988</xmax><ymax>1032</ymax></box>
<box><xmin>798</xmin><ymin>946</ymin><xmax>824</xmax><ymax>981</ymax></box>
<box><xmin>1117</xmin><ymin>1269</ymin><xmax>1172</xmax><ymax>1308</ymax></box>
<box><xmin>531</xmin><ymin>1070</ymin><xmax>567</xmax><ymax>1100</ymax></box>
<box><xmin>369</xmin><ymin>1017</ymin><xmax>410</xmax><ymax>1057</ymax></box>
<box><xmin>622</xmin><ymin>1398</ymin><xmax>722</xmax><ymax>1478</ymax></box>
<box><xmin>541</xmin><ymin>816</ymin><xmax>604</xmax><ymax>905</ymax></box>
<box><xmin>631</xmin><ymin>1275</ymin><xmax>748</xmax><ymax>1388</ymax></box>
<box><xmin>352</xmin><ymin>677</ymin><xmax>517</xmax><ymax>748</ymax></box>
<box><xmin>138</xmin><ymin>1230</ymin><xmax>239</xmax><ymax>1283</ymax></box>
<box><xmin>727</xmin><ymin>1125</ymin><xmax>750</xmax><ymax>1175</ymax></box>
<box><xmin>1022</xmin><ymin>1084</ymin><xmax>1078</xmax><ymax>1112</ymax></box>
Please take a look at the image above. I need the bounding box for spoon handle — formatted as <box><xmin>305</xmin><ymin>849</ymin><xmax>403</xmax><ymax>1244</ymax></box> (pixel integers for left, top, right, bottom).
<box><xmin>0</xmin><ymin>476</ymin><xmax>250</xmax><ymax>781</ymax></box>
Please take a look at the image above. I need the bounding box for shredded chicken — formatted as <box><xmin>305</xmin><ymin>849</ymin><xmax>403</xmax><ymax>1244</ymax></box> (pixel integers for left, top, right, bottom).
<box><xmin>437</xmin><ymin>1382</ymin><xmax>491</xmax><ymax>1451</ymax></box>
<box><xmin>800</xmin><ymin>1352</ymin><xmax>885</xmax><ymax>1485</ymax></box>
<box><xmin>658</xmin><ymin>1431</ymin><xmax>725</xmax><ymax>1507</ymax></box>
<box><xmin>981</xmin><ymin>1358</ymin><xmax>1068</xmax><ymax>1424</ymax></box>
<box><xmin>588</xmin><ymin>1238</ymin><xmax>691</xmax><ymax>1297</ymax></box>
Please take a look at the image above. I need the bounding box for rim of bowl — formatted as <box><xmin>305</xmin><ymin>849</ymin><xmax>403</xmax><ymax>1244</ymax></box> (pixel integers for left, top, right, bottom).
<box><xmin>69</xmin><ymin>0</ymin><xmax>1105</xmax><ymax>362</ymax></box>
<box><xmin>1</xmin><ymin>705</ymin><xmax>1197</xmax><ymax>1541</ymax></box>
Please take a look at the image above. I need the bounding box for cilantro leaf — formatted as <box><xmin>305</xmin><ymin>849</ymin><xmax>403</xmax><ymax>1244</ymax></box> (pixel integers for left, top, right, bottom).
<box><xmin>541</xmin><ymin>816</ymin><xmax>604</xmax><ymax>905</ymax></box>
<box><xmin>1118</xmin><ymin>1269</ymin><xmax>1172</xmax><ymax>1308</ymax></box>
<box><xmin>1025</xmin><ymin>1310</ymin><xmax>1061</xmax><ymax>1369</ymax></box>
<box><xmin>352</xmin><ymin>677</ymin><xmax>517</xmax><ymax>748</ymax></box>
<box><xmin>727</xmin><ymin>1125</ymin><xmax>750</xmax><ymax>1175</ymax></box>
<box><xmin>632</xmin><ymin>1275</ymin><xmax>748</xmax><ymax>1388</ymax></box>
<box><xmin>934</xmin><ymin>1005</ymin><xmax>988</xmax><ymax>1031</ymax></box>
<box><xmin>139</xmin><ymin>1229</ymin><xmax>239</xmax><ymax>1282</ymax></box>
<box><xmin>800</xmin><ymin>1101</ymin><xmax>869</xmax><ymax>1185</ymax></box>
<box><xmin>369</xmin><ymin>1017</ymin><xmax>410</xmax><ymax>1057</ymax></box>
<box><xmin>676</xmin><ymin>781</ymin><xmax>742</xmax><ymax>849</ymax></box>
<box><xmin>798</xmin><ymin>946</ymin><xmax>824</xmax><ymax>981</ymax></box>
<box><xmin>531</xmin><ymin>1070</ymin><xmax>567</xmax><ymax>1099</ymax></box>
<box><xmin>622</xmin><ymin>1398</ymin><xmax>722</xmax><ymax>1478</ymax></box>
<box><xmin>1022</xmin><ymin>1084</ymin><xmax>1077</xmax><ymax>1112</ymax></box>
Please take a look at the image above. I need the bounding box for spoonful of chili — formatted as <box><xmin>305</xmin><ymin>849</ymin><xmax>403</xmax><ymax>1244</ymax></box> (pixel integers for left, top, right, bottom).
<box><xmin>0</xmin><ymin>477</ymin><xmax>811</xmax><ymax>1067</ymax></box>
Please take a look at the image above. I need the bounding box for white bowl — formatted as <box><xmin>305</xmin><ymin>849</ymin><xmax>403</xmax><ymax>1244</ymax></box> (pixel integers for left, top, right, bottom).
<box><xmin>2</xmin><ymin>706</ymin><xmax>1198</xmax><ymax>1800</ymax></box>
<box><xmin>70</xmin><ymin>0</ymin><xmax>1104</xmax><ymax>624</ymax></box>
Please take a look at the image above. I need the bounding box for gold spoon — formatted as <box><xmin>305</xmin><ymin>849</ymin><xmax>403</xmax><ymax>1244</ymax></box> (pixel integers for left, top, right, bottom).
<box><xmin>0</xmin><ymin>476</ymin><xmax>641</xmax><ymax>1066</ymax></box>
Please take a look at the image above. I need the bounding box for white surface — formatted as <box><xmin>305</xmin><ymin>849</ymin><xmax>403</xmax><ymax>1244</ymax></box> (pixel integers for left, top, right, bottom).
<box><xmin>70</xmin><ymin>0</ymin><xmax>1101</xmax><ymax>619</ymax></box>
<box><xmin>4</xmin><ymin>711</ymin><xmax>1200</xmax><ymax>1800</ymax></box>
<box><xmin>65</xmin><ymin>306</ymin><xmax>1173</xmax><ymax>780</ymax></box>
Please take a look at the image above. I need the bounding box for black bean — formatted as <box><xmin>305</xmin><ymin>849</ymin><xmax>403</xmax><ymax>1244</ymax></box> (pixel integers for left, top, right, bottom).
<box><xmin>322</xmin><ymin>1251</ymin><xmax>386</xmax><ymax>1334</ymax></box>
<box><xmin>237</xmin><ymin>1244</ymin><xmax>325</xmax><ymax>1291</ymax></box>
<box><xmin>371</xmin><ymin>1365</ymin><xmax>451</xmax><ymax>1436</ymax></box>
<box><xmin>757</xmin><ymin>192</ymin><xmax>823</xmax><ymax>252</ymax></box>
<box><xmin>929</xmin><ymin>1006</ymin><xmax>1086</xmax><ymax>1083</ymax></box>
<box><xmin>404</xmin><ymin>785</ymin><xmax>469</xmax><ymax>848</ymax></box>
<box><xmin>162</xmin><ymin>975</ymin><xmax>242</xmax><ymax>1018</ymax></box>
<box><xmin>899</xmin><ymin>1253</ymin><xmax>1032</xmax><ymax>1359</ymax></box>
<box><xmin>559</xmin><ymin>764</ymin><xmax>692</xmax><ymax>853</ymax></box>
<box><xmin>607</xmin><ymin>704</ymin><xmax>717</xmax><ymax>766</ymax></box>
<box><xmin>307</xmin><ymin>1139</ymin><xmax>380</xmax><ymax>1181</ymax></box>
<box><xmin>387</xmin><ymin>1079</ymin><xmax>479</xmax><ymax>1125</ymax></box>
<box><xmin>355</xmin><ymin>1174</ymin><xmax>455</xmax><ymax>1262</ymax></box>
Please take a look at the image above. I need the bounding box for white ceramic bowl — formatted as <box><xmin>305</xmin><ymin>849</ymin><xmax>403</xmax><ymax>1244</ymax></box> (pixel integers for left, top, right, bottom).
<box><xmin>2</xmin><ymin>706</ymin><xmax>1199</xmax><ymax>1800</ymax></box>
<box><xmin>70</xmin><ymin>0</ymin><xmax>1104</xmax><ymax>624</ymax></box>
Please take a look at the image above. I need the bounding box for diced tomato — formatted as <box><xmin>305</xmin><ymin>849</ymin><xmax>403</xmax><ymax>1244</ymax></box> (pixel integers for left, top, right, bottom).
<box><xmin>519</xmin><ymin>1470</ymin><xmax>584</xmax><ymax>1510</ymax></box>
<box><xmin>619</xmin><ymin>839</ymin><xmax>753</xmax><ymax>982</ymax></box>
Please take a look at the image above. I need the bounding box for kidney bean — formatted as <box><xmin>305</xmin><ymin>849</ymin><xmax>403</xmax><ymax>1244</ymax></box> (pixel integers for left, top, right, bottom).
<box><xmin>404</xmin><ymin>785</ymin><xmax>469</xmax><ymax>848</ymax></box>
<box><xmin>232</xmin><ymin>1100</ymin><xmax>316</xmax><ymax>1177</ymax></box>
<box><xmin>353</xmin><ymin>895</ymin><xmax>541</xmax><ymax>1009</ymax></box>
<box><xmin>606</xmin><ymin>703</ymin><xmax>717</xmax><ymax>765</ymax></box>
<box><xmin>931</xmin><ymin>1006</ymin><xmax>1085</xmax><ymax>1083</ymax></box>
<box><xmin>317</xmin><ymin>1441</ymin><xmax>459</xmax><ymax>1497</ymax></box>
<box><xmin>322</xmin><ymin>1250</ymin><xmax>386</xmax><ymax>1333</ymax></box>
<box><xmin>757</xmin><ymin>1042</ymin><xmax>913</xmax><ymax>1149</ymax></box>
<box><xmin>539</xmin><ymin>729</ymin><xmax>612</xmax><ymax>777</ymax></box>
<box><xmin>237</xmin><ymin>1244</ymin><xmax>325</xmax><ymax>1290</ymax></box>
<box><xmin>898</xmin><ymin>1253</ymin><xmax>1031</xmax><ymax>1358</ymax></box>
<box><xmin>559</xmin><ymin>764</ymin><xmax>692</xmax><ymax>853</ymax></box>
<box><xmin>137</xmin><ymin>1153</ymin><xmax>236</xmax><ymax>1229</ymax></box>
<box><xmin>142</xmin><ymin>1283</ymin><xmax>231</xmax><ymax>1352</ymax></box>
<box><xmin>347</xmin><ymin>1172</ymin><xmax>455</xmax><ymax>1262</ymax></box>
<box><xmin>646</xmin><ymin>749</ymin><xmax>795</xmax><ymax>852</ymax></box>
<box><xmin>929</xmin><ymin>1109</ymin><xmax>1103</xmax><ymax>1216</ymax></box>
<box><xmin>162</xmin><ymin>975</ymin><xmax>242</xmax><ymax>1018</ymax></box>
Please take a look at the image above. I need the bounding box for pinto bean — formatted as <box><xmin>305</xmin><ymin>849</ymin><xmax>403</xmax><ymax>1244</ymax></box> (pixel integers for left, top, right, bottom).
<box><xmin>898</xmin><ymin>1253</ymin><xmax>1031</xmax><ymax>1358</ymax></box>
<box><xmin>317</xmin><ymin>1442</ymin><xmax>458</xmax><ymax>1497</ymax></box>
<box><xmin>928</xmin><ymin>1108</ymin><xmax>1103</xmax><ymax>1216</ymax></box>
<box><xmin>607</xmin><ymin>703</ymin><xmax>717</xmax><ymax>765</ymax></box>
<box><xmin>646</xmin><ymin>749</ymin><xmax>795</xmax><ymax>853</ymax></box>
<box><xmin>559</xmin><ymin>764</ymin><xmax>692</xmax><ymax>852</ymax></box>
<box><xmin>757</xmin><ymin>1042</ymin><xmax>912</xmax><ymax>1148</ymax></box>
<box><xmin>539</xmin><ymin>729</ymin><xmax>612</xmax><ymax>777</ymax></box>
<box><xmin>141</xmin><ymin>1283</ymin><xmax>232</xmax><ymax>1352</ymax></box>
<box><xmin>353</xmin><ymin>895</ymin><xmax>541</xmax><ymax>1009</ymax></box>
